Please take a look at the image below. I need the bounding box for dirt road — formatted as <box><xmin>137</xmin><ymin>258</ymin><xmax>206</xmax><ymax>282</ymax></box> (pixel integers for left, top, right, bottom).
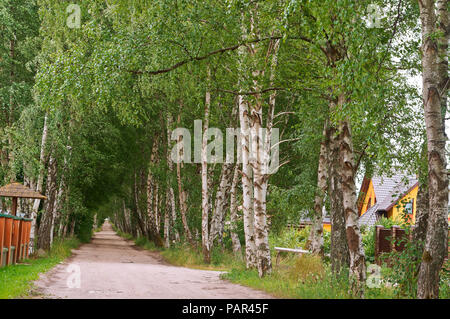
<box><xmin>34</xmin><ymin>222</ymin><xmax>272</xmax><ymax>299</ymax></box>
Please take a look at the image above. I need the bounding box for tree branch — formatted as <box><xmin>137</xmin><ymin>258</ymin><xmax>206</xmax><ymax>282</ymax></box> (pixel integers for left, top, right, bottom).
<box><xmin>127</xmin><ymin>36</ymin><xmax>312</xmax><ymax>76</ymax></box>
<box><xmin>217</xmin><ymin>87</ymin><xmax>285</xmax><ymax>95</ymax></box>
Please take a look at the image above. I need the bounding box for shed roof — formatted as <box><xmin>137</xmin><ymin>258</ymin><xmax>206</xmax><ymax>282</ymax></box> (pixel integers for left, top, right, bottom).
<box><xmin>0</xmin><ymin>182</ymin><xmax>47</xmax><ymax>199</ymax></box>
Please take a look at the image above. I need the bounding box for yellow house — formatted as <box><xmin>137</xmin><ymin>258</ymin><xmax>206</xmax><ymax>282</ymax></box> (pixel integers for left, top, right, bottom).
<box><xmin>358</xmin><ymin>174</ymin><xmax>419</xmax><ymax>226</ymax></box>
<box><xmin>299</xmin><ymin>174</ymin><xmax>419</xmax><ymax>231</ymax></box>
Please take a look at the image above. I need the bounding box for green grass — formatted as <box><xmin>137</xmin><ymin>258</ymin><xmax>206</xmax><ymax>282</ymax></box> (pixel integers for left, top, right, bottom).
<box><xmin>160</xmin><ymin>244</ymin><xmax>242</xmax><ymax>271</ymax></box>
<box><xmin>116</xmin><ymin>230</ymin><xmax>134</xmax><ymax>241</ymax></box>
<box><xmin>222</xmin><ymin>255</ymin><xmax>395</xmax><ymax>299</ymax></box>
<box><xmin>0</xmin><ymin>238</ymin><xmax>80</xmax><ymax>299</ymax></box>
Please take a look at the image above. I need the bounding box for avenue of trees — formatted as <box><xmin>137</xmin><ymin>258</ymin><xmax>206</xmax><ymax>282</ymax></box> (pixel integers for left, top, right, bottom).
<box><xmin>0</xmin><ymin>0</ymin><xmax>447</xmax><ymax>298</ymax></box>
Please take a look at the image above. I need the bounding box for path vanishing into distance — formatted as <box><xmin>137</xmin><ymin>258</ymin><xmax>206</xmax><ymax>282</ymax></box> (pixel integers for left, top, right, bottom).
<box><xmin>34</xmin><ymin>222</ymin><xmax>272</xmax><ymax>299</ymax></box>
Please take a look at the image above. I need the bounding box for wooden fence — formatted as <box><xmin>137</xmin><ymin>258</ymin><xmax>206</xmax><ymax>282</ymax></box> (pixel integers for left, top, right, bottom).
<box><xmin>375</xmin><ymin>225</ymin><xmax>450</xmax><ymax>265</ymax></box>
<box><xmin>374</xmin><ymin>225</ymin><xmax>411</xmax><ymax>265</ymax></box>
<box><xmin>0</xmin><ymin>214</ymin><xmax>32</xmax><ymax>267</ymax></box>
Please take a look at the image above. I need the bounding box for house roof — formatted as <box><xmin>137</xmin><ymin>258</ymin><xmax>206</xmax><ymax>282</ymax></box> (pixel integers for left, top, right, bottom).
<box><xmin>371</xmin><ymin>175</ymin><xmax>418</xmax><ymax>210</ymax></box>
<box><xmin>298</xmin><ymin>174</ymin><xmax>419</xmax><ymax>228</ymax></box>
<box><xmin>359</xmin><ymin>174</ymin><xmax>418</xmax><ymax>226</ymax></box>
<box><xmin>358</xmin><ymin>203</ymin><xmax>379</xmax><ymax>227</ymax></box>
<box><xmin>0</xmin><ymin>182</ymin><xmax>47</xmax><ymax>199</ymax></box>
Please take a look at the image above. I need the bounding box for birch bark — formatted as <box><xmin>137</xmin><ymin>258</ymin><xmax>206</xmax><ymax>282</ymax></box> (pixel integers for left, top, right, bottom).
<box><xmin>209</xmin><ymin>162</ymin><xmax>234</xmax><ymax>245</ymax></box>
<box><xmin>239</xmin><ymin>94</ymin><xmax>256</xmax><ymax>268</ymax></box>
<box><xmin>230</xmin><ymin>165</ymin><xmax>242</xmax><ymax>255</ymax></box>
<box><xmin>328</xmin><ymin>106</ymin><xmax>349</xmax><ymax>275</ymax></box>
<box><xmin>338</xmin><ymin>95</ymin><xmax>366</xmax><ymax>297</ymax></box>
<box><xmin>37</xmin><ymin>153</ymin><xmax>58</xmax><ymax>251</ymax></box>
<box><xmin>307</xmin><ymin>119</ymin><xmax>329</xmax><ymax>255</ymax></box>
<box><xmin>201</xmin><ymin>68</ymin><xmax>212</xmax><ymax>263</ymax></box>
<box><xmin>147</xmin><ymin>137</ymin><xmax>163</xmax><ymax>246</ymax></box>
<box><xmin>417</xmin><ymin>0</ymin><xmax>449</xmax><ymax>299</ymax></box>
<box><xmin>30</xmin><ymin>112</ymin><xmax>48</xmax><ymax>253</ymax></box>
<box><xmin>176</xmin><ymin>113</ymin><xmax>194</xmax><ymax>246</ymax></box>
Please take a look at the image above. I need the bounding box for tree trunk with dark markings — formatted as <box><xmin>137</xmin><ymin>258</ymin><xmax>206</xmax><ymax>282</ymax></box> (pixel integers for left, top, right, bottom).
<box><xmin>417</xmin><ymin>0</ymin><xmax>449</xmax><ymax>299</ymax></box>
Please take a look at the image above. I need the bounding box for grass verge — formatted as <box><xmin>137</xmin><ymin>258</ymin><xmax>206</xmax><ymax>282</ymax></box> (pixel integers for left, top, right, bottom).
<box><xmin>0</xmin><ymin>237</ymin><xmax>80</xmax><ymax>299</ymax></box>
<box><xmin>222</xmin><ymin>255</ymin><xmax>395</xmax><ymax>299</ymax></box>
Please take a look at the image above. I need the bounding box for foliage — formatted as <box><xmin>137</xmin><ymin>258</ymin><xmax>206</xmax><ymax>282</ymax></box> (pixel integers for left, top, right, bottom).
<box><xmin>376</xmin><ymin>217</ymin><xmax>406</xmax><ymax>229</ymax></box>
<box><xmin>74</xmin><ymin>208</ymin><xmax>94</xmax><ymax>243</ymax></box>
<box><xmin>269</xmin><ymin>226</ymin><xmax>311</xmax><ymax>251</ymax></box>
<box><xmin>380</xmin><ymin>237</ymin><xmax>423</xmax><ymax>298</ymax></box>
<box><xmin>322</xmin><ymin>231</ymin><xmax>331</xmax><ymax>256</ymax></box>
<box><xmin>361</xmin><ymin>226</ymin><xmax>376</xmax><ymax>264</ymax></box>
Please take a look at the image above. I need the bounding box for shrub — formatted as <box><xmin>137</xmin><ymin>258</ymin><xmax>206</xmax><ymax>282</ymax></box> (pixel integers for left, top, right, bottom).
<box><xmin>362</xmin><ymin>226</ymin><xmax>376</xmax><ymax>264</ymax></box>
<box><xmin>322</xmin><ymin>230</ymin><xmax>331</xmax><ymax>256</ymax></box>
<box><xmin>376</xmin><ymin>216</ymin><xmax>406</xmax><ymax>229</ymax></box>
<box><xmin>269</xmin><ymin>226</ymin><xmax>310</xmax><ymax>250</ymax></box>
<box><xmin>75</xmin><ymin>213</ymin><xmax>94</xmax><ymax>243</ymax></box>
<box><xmin>380</xmin><ymin>236</ymin><xmax>422</xmax><ymax>298</ymax></box>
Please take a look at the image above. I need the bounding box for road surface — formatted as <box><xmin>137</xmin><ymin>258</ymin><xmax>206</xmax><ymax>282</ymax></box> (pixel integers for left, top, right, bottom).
<box><xmin>34</xmin><ymin>222</ymin><xmax>272</xmax><ymax>299</ymax></box>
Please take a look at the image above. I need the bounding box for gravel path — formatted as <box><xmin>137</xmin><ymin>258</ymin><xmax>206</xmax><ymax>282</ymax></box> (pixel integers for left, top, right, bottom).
<box><xmin>34</xmin><ymin>222</ymin><xmax>272</xmax><ymax>299</ymax></box>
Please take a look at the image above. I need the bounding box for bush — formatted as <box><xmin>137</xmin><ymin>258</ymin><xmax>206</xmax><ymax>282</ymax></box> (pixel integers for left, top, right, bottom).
<box><xmin>362</xmin><ymin>226</ymin><xmax>376</xmax><ymax>264</ymax></box>
<box><xmin>323</xmin><ymin>230</ymin><xmax>331</xmax><ymax>255</ymax></box>
<box><xmin>376</xmin><ymin>216</ymin><xmax>405</xmax><ymax>229</ymax></box>
<box><xmin>75</xmin><ymin>212</ymin><xmax>94</xmax><ymax>243</ymax></box>
<box><xmin>269</xmin><ymin>226</ymin><xmax>310</xmax><ymax>250</ymax></box>
<box><xmin>380</xmin><ymin>236</ymin><xmax>422</xmax><ymax>298</ymax></box>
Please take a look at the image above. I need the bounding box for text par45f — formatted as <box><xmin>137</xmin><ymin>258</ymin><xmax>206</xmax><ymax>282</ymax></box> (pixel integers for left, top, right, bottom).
<box><xmin>182</xmin><ymin>303</ymin><xmax>269</xmax><ymax>317</ymax></box>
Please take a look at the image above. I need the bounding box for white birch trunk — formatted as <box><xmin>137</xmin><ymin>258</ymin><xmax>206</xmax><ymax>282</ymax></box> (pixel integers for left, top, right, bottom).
<box><xmin>209</xmin><ymin>162</ymin><xmax>234</xmax><ymax>245</ymax></box>
<box><xmin>417</xmin><ymin>0</ymin><xmax>449</xmax><ymax>299</ymax></box>
<box><xmin>166</xmin><ymin>114</ymin><xmax>179</xmax><ymax>244</ymax></box>
<box><xmin>155</xmin><ymin>182</ymin><xmax>160</xmax><ymax>233</ymax></box>
<box><xmin>37</xmin><ymin>153</ymin><xmax>57</xmax><ymax>251</ymax></box>
<box><xmin>230</xmin><ymin>165</ymin><xmax>242</xmax><ymax>255</ymax></box>
<box><xmin>338</xmin><ymin>95</ymin><xmax>366</xmax><ymax>297</ymax></box>
<box><xmin>307</xmin><ymin>119</ymin><xmax>329</xmax><ymax>255</ymax></box>
<box><xmin>147</xmin><ymin>137</ymin><xmax>163</xmax><ymax>246</ymax></box>
<box><xmin>30</xmin><ymin>113</ymin><xmax>48</xmax><ymax>253</ymax></box>
<box><xmin>175</xmin><ymin>114</ymin><xmax>194</xmax><ymax>246</ymax></box>
<box><xmin>239</xmin><ymin>94</ymin><xmax>256</xmax><ymax>268</ymax></box>
<box><xmin>201</xmin><ymin>68</ymin><xmax>211</xmax><ymax>263</ymax></box>
<box><xmin>250</xmin><ymin>103</ymin><xmax>271</xmax><ymax>277</ymax></box>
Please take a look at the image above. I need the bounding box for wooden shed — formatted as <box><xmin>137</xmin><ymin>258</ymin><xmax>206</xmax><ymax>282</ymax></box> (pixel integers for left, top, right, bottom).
<box><xmin>0</xmin><ymin>182</ymin><xmax>46</xmax><ymax>266</ymax></box>
<box><xmin>0</xmin><ymin>182</ymin><xmax>46</xmax><ymax>216</ymax></box>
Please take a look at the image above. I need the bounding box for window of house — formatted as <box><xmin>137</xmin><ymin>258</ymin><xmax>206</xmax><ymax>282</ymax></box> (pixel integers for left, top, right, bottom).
<box><xmin>405</xmin><ymin>199</ymin><xmax>414</xmax><ymax>215</ymax></box>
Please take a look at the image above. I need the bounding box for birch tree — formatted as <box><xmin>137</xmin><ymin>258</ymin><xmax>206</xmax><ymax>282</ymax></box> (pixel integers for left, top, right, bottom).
<box><xmin>201</xmin><ymin>67</ymin><xmax>212</xmax><ymax>263</ymax></box>
<box><xmin>307</xmin><ymin>119</ymin><xmax>329</xmax><ymax>255</ymax></box>
<box><xmin>416</xmin><ymin>0</ymin><xmax>449</xmax><ymax>299</ymax></box>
